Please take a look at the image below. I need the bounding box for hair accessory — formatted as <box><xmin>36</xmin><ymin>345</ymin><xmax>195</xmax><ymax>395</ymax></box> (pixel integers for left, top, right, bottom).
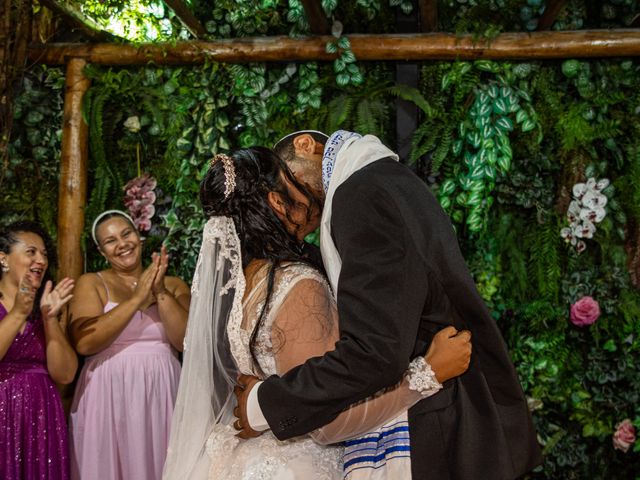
<box><xmin>210</xmin><ymin>153</ymin><xmax>236</xmax><ymax>199</ymax></box>
<box><xmin>91</xmin><ymin>210</ymin><xmax>136</xmax><ymax>246</ymax></box>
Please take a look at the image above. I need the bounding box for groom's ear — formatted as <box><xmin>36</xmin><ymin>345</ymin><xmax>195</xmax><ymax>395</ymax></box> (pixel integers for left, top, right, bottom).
<box><xmin>292</xmin><ymin>134</ymin><xmax>319</xmax><ymax>155</ymax></box>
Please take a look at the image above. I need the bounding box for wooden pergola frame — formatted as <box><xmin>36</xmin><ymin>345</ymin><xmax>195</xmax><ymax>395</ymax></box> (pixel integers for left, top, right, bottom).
<box><xmin>29</xmin><ymin>28</ymin><xmax>640</xmax><ymax>280</ymax></box>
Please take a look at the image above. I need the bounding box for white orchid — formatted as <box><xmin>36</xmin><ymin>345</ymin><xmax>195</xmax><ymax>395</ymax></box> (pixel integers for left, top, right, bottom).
<box><xmin>560</xmin><ymin>177</ymin><xmax>609</xmax><ymax>252</ymax></box>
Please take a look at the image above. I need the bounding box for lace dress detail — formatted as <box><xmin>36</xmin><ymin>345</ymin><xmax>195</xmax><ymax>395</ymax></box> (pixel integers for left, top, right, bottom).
<box><xmin>206</xmin><ymin>263</ymin><xmax>343</xmax><ymax>480</ymax></box>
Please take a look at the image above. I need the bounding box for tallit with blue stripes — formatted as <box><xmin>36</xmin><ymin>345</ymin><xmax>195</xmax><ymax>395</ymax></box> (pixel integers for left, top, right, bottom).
<box><xmin>320</xmin><ymin>132</ymin><xmax>411</xmax><ymax>479</ymax></box>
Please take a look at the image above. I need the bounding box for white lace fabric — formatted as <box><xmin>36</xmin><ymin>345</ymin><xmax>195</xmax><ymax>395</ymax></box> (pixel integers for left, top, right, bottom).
<box><xmin>208</xmin><ymin>262</ymin><xmax>343</xmax><ymax>479</ymax></box>
<box><xmin>406</xmin><ymin>357</ymin><xmax>442</xmax><ymax>397</ymax></box>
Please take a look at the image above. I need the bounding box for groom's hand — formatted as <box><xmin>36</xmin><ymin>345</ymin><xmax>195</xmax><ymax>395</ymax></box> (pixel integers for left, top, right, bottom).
<box><xmin>425</xmin><ymin>326</ymin><xmax>472</xmax><ymax>383</ymax></box>
<box><xmin>233</xmin><ymin>374</ymin><xmax>263</xmax><ymax>440</ymax></box>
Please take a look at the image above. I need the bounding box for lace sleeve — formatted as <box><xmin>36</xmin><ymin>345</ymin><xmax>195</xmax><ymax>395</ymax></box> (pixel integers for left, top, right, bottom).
<box><xmin>271</xmin><ymin>274</ymin><xmax>441</xmax><ymax>445</ymax></box>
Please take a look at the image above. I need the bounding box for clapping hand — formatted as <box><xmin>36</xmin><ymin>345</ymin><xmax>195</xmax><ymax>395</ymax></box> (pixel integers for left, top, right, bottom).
<box><xmin>13</xmin><ymin>274</ymin><xmax>37</xmax><ymax>317</ymax></box>
<box><xmin>132</xmin><ymin>262</ymin><xmax>159</xmax><ymax>308</ymax></box>
<box><xmin>151</xmin><ymin>245</ymin><xmax>169</xmax><ymax>295</ymax></box>
<box><xmin>40</xmin><ymin>278</ymin><xmax>75</xmax><ymax>322</ymax></box>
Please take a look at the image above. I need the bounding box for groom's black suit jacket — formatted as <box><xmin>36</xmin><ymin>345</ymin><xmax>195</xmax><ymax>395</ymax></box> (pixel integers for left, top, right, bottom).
<box><xmin>259</xmin><ymin>158</ymin><xmax>541</xmax><ymax>479</ymax></box>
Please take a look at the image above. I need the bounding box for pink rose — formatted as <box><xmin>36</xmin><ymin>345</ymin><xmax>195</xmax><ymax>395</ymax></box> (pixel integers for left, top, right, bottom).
<box><xmin>570</xmin><ymin>296</ymin><xmax>600</xmax><ymax>327</ymax></box>
<box><xmin>613</xmin><ymin>419</ymin><xmax>636</xmax><ymax>453</ymax></box>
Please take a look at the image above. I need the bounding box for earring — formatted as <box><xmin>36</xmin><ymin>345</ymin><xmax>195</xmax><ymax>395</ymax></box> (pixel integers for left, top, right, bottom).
<box><xmin>1</xmin><ymin>262</ymin><xmax>8</xmax><ymax>273</ymax></box>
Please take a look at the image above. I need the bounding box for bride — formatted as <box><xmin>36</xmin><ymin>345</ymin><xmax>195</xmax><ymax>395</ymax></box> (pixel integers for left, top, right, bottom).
<box><xmin>162</xmin><ymin>147</ymin><xmax>471</xmax><ymax>479</ymax></box>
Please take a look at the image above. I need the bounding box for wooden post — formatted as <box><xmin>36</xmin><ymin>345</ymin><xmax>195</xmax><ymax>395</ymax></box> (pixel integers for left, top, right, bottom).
<box><xmin>58</xmin><ymin>57</ymin><xmax>89</xmax><ymax>281</ymax></box>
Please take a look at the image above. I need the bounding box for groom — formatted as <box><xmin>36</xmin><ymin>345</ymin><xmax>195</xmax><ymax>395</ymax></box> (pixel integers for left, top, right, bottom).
<box><xmin>235</xmin><ymin>130</ymin><xmax>541</xmax><ymax>479</ymax></box>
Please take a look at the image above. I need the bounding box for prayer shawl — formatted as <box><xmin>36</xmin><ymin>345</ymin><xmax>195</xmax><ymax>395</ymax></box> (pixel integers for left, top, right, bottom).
<box><xmin>319</xmin><ymin>132</ymin><xmax>410</xmax><ymax>480</ymax></box>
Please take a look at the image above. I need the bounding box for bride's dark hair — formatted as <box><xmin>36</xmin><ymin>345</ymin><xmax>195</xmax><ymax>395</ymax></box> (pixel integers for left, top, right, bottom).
<box><xmin>200</xmin><ymin>146</ymin><xmax>321</xmax><ymax>371</ymax></box>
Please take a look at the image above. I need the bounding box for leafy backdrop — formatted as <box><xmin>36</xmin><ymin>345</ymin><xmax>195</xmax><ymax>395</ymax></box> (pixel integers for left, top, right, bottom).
<box><xmin>4</xmin><ymin>1</ymin><xmax>640</xmax><ymax>478</ymax></box>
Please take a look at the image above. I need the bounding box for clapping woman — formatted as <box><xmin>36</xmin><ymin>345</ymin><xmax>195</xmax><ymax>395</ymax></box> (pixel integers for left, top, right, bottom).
<box><xmin>0</xmin><ymin>221</ymin><xmax>77</xmax><ymax>479</ymax></box>
<box><xmin>68</xmin><ymin>211</ymin><xmax>190</xmax><ymax>480</ymax></box>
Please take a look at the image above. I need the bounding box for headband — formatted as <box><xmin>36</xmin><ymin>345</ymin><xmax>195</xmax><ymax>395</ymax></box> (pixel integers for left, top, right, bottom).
<box><xmin>91</xmin><ymin>210</ymin><xmax>136</xmax><ymax>246</ymax></box>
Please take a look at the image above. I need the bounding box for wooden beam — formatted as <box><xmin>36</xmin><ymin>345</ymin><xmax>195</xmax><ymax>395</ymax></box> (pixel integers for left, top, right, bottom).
<box><xmin>58</xmin><ymin>58</ymin><xmax>90</xmax><ymax>280</ymax></box>
<box><xmin>163</xmin><ymin>0</ymin><xmax>207</xmax><ymax>38</ymax></box>
<box><xmin>537</xmin><ymin>0</ymin><xmax>567</xmax><ymax>30</ymax></box>
<box><xmin>419</xmin><ymin>0</ymin><xmax>438</xmax><ymax>32</ymax></box>
<box><xmin>300</xmin><ymin>0</ymin><xmax>330</xmax><ymax>35</ymax></box>
<box><xmin>28</xmin><ymin>30</ymin><xmax>640</xmax><ymax>65</ymax></box>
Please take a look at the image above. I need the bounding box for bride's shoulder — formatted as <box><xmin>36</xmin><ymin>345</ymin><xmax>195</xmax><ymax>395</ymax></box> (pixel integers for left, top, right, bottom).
<box><xmin>272</xmin><ymin>263</ymin><xmax>330</xmax><ymax>301</ymax></box>
<box><xmin>278</xmin><ymin>261</ymin><xmax>325</xmax><ymax>283</ymax></box>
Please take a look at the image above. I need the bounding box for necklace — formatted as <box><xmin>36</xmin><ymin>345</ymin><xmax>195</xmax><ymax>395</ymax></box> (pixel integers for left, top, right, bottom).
<box><xmin>113</xmin><ymin>272</ymin><xmax>139</xmax><ymax>290</ymax></box>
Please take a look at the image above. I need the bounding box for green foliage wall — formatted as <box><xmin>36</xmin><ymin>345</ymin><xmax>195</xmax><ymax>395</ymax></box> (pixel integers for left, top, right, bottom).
<box><xmin>5</xmin><ymin>2</ymin><xmax>640</xmax><ymax>477</ymax></box>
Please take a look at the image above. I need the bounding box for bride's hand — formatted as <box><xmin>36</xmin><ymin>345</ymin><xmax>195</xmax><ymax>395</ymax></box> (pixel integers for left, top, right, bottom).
<box><xmin>424</xmin><ymin>326</ymin><xmax>472</xmax><ymax>383</ymax></box>
<box><xmin>233</xmin><ymin>374</ymin><xmax>264</xmax><ymax>440</ymax></box>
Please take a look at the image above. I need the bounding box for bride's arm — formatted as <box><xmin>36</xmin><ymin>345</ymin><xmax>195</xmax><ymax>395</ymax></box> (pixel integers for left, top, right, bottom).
<box><xmin>272</xmin><ymin>277</ymin><xmax>471</xmax><ymax>445</ymax></box>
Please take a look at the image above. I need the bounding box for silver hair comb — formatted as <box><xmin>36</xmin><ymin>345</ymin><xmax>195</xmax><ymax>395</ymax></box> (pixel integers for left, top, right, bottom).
<box><xmin>210</xmin><ymin>153</ymin><xmax>236</xmax><ymax>199</ymax></box>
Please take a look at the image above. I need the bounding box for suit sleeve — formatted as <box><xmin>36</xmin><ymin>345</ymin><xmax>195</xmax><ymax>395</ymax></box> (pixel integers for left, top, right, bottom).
<box><xmin>259</xmin><ymin>178</ymin><xmax>429</xmax><ymax>440</ymax></box>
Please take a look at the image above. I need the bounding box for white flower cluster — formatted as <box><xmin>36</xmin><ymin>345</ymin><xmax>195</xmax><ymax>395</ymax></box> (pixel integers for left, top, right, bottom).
<box><xmin>123</xmin><ymin>115</ymin><xmax>141</xmax><ymax>133</ymax></box>
<box><xmin>560</xmin><ymin>177</ymin><xmax>609</xmax><ymax>253</ymax></box>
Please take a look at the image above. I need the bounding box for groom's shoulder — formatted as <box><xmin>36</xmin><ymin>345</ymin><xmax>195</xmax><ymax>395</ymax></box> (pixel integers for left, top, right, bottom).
<box><xmin>336</xmin><ymin>158</ymin><xmax>419</xmax><ymax>198</ymax></box>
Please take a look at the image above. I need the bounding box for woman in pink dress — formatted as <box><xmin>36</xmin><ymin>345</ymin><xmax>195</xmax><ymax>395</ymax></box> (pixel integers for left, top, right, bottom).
<box><xmin>68</xmin><ymin>211</ymin><xmax>190</xmax><ymax>480</ymax></box>
<box><xmin>0</xmin><ymin>221</ymin><xmax>77</xmax><ymax>479</ymax></box>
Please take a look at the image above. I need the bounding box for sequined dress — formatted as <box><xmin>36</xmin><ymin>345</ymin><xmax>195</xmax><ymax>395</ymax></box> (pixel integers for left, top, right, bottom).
<box><xmin>205</xmin><ymin>264</ymin><xmax>343</xmax><ymax>480</ymax></box>
<box><xmin>0</xmin><ymin>303</ymin><xmax>70</xmax><ymax>480</ymax></box>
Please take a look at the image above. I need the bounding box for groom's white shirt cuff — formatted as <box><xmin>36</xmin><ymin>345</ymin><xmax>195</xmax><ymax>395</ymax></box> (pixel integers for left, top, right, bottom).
<box><xmin>247</xmin><ymin>381</ymin><xmax>270</xmax><ymax>431</ymax></box>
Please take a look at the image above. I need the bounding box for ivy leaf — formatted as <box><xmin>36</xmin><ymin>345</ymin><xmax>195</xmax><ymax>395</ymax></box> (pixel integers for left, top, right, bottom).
<box><xmin>522</xmin><ymin>119</ymin><xmax>536</xmax><ymax>132</ymax></box>
<box><xmin>602</xmin><ymin>339</ymin><xmax>617</xmax><ymax>352</ymax></box>
<box><xmin>493</xmin><ymin>98</ymin><xmax>509</xmax><ymax>115</ymax></box>
<box><xmin>495</xmin><ymin>117</ymin><xmax>514</xmax><ymax>132</ymax></box>
<box><xmin>341</xmin><ymin>51</ymin><xmax>356</xmax><ymax>63</ymax></box>
<box><xmin>452</xmin><ymin>139</ymin><xmax>463</xmax><ymax>156</ymax></box>
<box><xmin>497</xmin><ymin>155</ymin><xmax>511</xmax><ymax>172</ymax></box>
<box><xmin>479</xmin><ymin>102</ymin><xmax>492</xmax><ymax>118</ymax></box>
<box><xmin>475</xmin><ymin>60</ymin><xmax>496</xmax><ymax>72</ymax></box>
<box><xmin>336</xmin><ymin>73</ymin><xmax>350</xmax><ymax>86</ymax></box>
<box><xmin>516</xmin><ymin>109</ymin><xmax>528</xmax><ymax>124</ymax></box>
<box><xmin>440</xmin><ymin>179</ymin><xmax>456</xmax><ymax>196</ymax></box>
<box><xmin>439</xmin><ymin>196</ymin><xmax>452</xmax><ymax>209</ymax></box>
<box><xmin>337</xmin><ymin>36</ymin><xmax>350</xmax><ymax>49</ymax></box>
<box><xmin>484</xmin><ymin>165</ymin><xmax>496</xmax><ymax>180</ymax></box>
<box><xmin>325</xmin><ymin>42</ymin><xmax>338</xmax><ymax>54</ymax></box>
<box><xmin>469</xmin><ymin>165</ymin><xmax>485</xmax><ymax>181</ymax></box>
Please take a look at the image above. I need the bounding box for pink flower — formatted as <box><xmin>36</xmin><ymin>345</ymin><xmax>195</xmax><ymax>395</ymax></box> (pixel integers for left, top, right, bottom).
<box><xmin>613</xmin><ymin>419</ymin><xmax>636</xmax><ymax>453</ymax></box>
<box><xmin>123</xmin><ymin>173</ymin><xmax>157</xmax><ymax>233</ymax></box>
<box><xmin>570</xmin><ymin>296</ymin><xmax>600</xmax><ymax>327</ymax></box>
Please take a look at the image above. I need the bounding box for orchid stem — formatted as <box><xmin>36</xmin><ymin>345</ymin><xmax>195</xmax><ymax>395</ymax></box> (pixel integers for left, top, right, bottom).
<box><xmin>136</xmin><ymin>142</ymin><xmax>141</xmax><ymax>177</ymax></box>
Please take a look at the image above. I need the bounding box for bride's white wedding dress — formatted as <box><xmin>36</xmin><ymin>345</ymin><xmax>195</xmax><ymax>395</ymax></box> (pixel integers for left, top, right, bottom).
<box><xmin>206</xmin><ymin>263</ymin><xmax>343</xmax><ymax>479</ymax></box>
